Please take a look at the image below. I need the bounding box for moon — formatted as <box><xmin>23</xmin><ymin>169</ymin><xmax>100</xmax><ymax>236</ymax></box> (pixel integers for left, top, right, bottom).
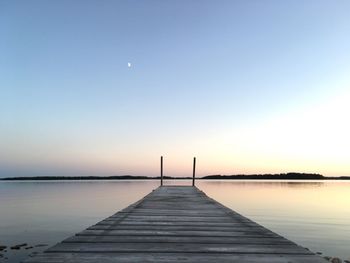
<box><xmin>128</xmin><ymin>62</ymin><xmax>131</xmax><ymax>68</ymax></box>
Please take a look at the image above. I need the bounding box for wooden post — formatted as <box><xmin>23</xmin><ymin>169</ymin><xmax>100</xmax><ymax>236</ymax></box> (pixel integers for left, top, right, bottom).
<box><xmin>192</xmin><ymin>157</ymin><xmax>196</xmax><ymax>186</ymax></box>
<box><xmin>160</xmin><ymin>156</ymin><xmax>163</xmax><ymax>186</ymax></box>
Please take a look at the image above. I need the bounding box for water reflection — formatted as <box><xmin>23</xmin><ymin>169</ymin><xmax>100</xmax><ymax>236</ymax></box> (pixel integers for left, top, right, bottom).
<box><xmin>196</xmin><ymin>180</ymin><xmax>325</xmax><ymax>188</ymax></box>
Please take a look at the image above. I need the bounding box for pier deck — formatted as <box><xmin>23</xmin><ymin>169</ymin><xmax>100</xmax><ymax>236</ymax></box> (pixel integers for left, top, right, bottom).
<box><xmin>26</xmin><ymin>186</ymin><xmax>326</xmax><ymax>262</ymax></box>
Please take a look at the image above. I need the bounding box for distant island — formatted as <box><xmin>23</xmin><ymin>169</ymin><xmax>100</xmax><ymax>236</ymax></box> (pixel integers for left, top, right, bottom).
<box><xmin>0</xmin><ymin>175</ymin><xmax>191</xmax><ymax>181</ymax></box>
<box><xmin>1</xmin><ymin>173</ymin><xmax>349</xmax><ymax>181</ymax></box>
<box><xmin>202</xmin><ymin>173</ymin><xmax>350</xmax><ymax>180</ymax></box>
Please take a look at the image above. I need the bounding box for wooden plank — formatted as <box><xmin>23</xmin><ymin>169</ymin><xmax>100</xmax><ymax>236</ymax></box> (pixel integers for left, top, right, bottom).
<box><xmin>64</xmin><ymin>235</ymin><xmax>292</xmax><ymax>244</ymax></box>
<box><xmin>88</xmin><ymin>225</ymin><xmax>265</xmax><ymax>231</ymax></box>
<box><xmin>46</xmin><ymin>242</ymin><xmax>312</xmax><ymax>254</ymax></box>
<box><xmin>115</xmin><ymin>211</ymin><xmax>229</xmax><ymax>216</ymax></box>
<box><xmin>101</xmin><ymin>216</ymin><xmax>244</xmax><ymax>222</ymax></box>
<box><xmin>92</xmin><ymin>221</ymin><xmax>257</xmax><ymax>227</ymax></box>
<box><xmin>109</xmin><ymin>214</ymin><xmax>236</xmax><ymax>219</ymax></box>
<box><xmin>24</xmin><ymin>186</ymin><xmax>327</xmax><ymax>263</ymax></box>
<box><xmin>78</xmin><ymin>229</ymin><xmax>279</xmax><ymax>237</ymax></box>
<box><xmin>24</xmin><ymin>253</ymin><xmax>329</xmax><ymax>263</ymax></box>
<box><xmin>135</xmin><ymin>205</ymin><xmax>220</xmax><ymax>210</ymax></box>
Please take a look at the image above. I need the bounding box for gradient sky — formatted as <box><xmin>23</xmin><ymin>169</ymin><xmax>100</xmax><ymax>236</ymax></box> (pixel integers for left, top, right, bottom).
<box><xmin>1</xmin><ymin>0</ymin><xmax>350</xmax><ymax>177</ymax></box>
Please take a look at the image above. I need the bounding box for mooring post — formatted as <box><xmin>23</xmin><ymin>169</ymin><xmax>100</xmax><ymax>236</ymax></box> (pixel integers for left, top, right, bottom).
<box><xmin>160</xmin><ymin>156</ymin><xmax>163</xmax><ymax>186</ymax></box>
<box><xmin>192</xmin><ymin>157</ymin><xmax>196</xmax><ymax>186</ymax></box>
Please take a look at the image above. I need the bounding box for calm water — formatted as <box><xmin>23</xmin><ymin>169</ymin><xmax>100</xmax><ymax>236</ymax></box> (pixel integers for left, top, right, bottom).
<box><xmin>0</xmin><ymin>180</ymin><xmax>350</xmax><ymax>262</ymax></box>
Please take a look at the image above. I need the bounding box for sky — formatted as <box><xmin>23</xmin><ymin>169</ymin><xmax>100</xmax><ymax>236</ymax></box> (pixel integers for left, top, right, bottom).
<box><xmin>1</xmin><ymin>0</ymin><xmax>350</xmax><ymax>177</ymax></box>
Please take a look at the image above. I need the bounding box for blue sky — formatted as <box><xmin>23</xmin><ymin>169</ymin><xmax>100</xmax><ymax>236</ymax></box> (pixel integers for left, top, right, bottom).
<box><xmin>1</xmin><ymin>0</ymin><xmax>350</xmax><ymax>177</ymax></box>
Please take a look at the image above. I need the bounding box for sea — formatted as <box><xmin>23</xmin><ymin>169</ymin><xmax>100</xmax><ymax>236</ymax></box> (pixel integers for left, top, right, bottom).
<box><xmin>0</xmin><ymin>180</ymin><xmax>349</xmax><ymax>262</ymax></box>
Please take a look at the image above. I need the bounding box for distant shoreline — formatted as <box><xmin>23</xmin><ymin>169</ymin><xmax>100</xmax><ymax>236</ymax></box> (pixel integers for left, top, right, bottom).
<box><xmin>202</xmin><ymin>173</ymin><xmax>350</xmax><ymax>180</ymax></box>
<box><xmin>1</xmin><ymin>173</ymin><xmax>349</xmax><ymax>181</ymax></box>
<box><xmin>0</xmin><ymin>175</ymin><xmax>190</xmax><ymax>181</ymax></box>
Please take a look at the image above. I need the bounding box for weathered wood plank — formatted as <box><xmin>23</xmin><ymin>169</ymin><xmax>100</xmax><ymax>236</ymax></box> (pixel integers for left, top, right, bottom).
<box><xmin>88</xmin><ymin>225</ymin><xmax>265</xmax><ymax>231</ymax></box>
<box><xmin>101</xmin><ymin>216</ymin><xmax>245</xmax><ymax>222</ymax></box>
<box><xmin>46</xmin><ymin>242</ymin><xmax>312</xmax><ymax>254</ymax></box>
<box><xmin>64</xmin><ymin>235</ymin><xmax>292</xmax><ymax>244</ymax></box>
<box><xmin>78</xmin><ymin>229</ymin><xmax>279</xmax><ymax>237</ymax></box>
<box><xmin>92</xmin><ymin>221</ymin><xmax>257</xmax><ymax>227</ymax></box>
<box><xmin>115</xmin><ymin>209</ymin><xmax>229</xmax><ymax>215</ymax></box>
<box><xmin>25</xmin><ymin>253</ymin><xmax>328</xmax><ymax>263</ymax></box>
<box><xmin>109</xmin><ymin>214</ymin><xmax>237</xmax><ymax>220</ymax></box>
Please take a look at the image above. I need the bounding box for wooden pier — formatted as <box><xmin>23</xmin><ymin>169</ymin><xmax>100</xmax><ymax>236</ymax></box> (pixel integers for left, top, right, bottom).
<box><xmin>26</xmin><ymin>186</ymin><xmax>327</xmax><ymax>262</ymax></box>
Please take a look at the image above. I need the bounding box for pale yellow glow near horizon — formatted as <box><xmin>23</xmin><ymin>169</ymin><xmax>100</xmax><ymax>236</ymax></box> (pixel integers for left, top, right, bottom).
<box><xmin>194</xmin><ymin>90</ymin><xmax>350</xmax><ymax>176</ymax></box>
